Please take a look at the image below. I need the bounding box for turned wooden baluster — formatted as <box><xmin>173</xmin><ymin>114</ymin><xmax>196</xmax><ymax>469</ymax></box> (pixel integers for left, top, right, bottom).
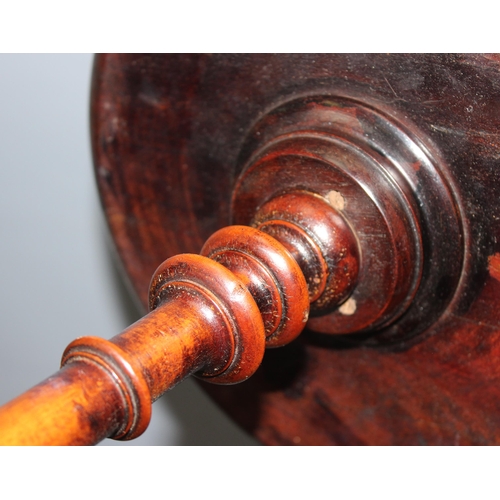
<box><xmin>0</xmin><ymin>191</ymin><xmax>359</xmax><ymax>445</ymax></box>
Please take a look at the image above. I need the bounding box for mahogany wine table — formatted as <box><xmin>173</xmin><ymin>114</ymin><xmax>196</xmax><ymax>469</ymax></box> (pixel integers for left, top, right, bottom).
<box><xmin>1</xmin><ymin>54</ymin><xmax>500</xmax><ymax>445</ymax></box>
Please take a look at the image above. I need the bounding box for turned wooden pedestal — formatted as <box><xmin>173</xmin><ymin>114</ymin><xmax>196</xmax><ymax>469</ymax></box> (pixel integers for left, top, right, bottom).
<box><xmin>2</xmin><ymin>54</ymin><xmax>500</xmax><ymax>446</ymax></box>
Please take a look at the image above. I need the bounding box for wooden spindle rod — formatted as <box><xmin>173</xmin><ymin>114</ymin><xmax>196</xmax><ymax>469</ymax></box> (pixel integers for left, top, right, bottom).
<box><xmin>0</xmin><ymin>190</ymin><xmax>359</xmax><ymax>445</ymax></box>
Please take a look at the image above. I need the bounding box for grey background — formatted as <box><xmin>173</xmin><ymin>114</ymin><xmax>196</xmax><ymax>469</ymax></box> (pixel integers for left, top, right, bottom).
<box><xmin>0</xmin><ymin>53</ymin><xmax>257</xmax><ymax>445</ymax></box>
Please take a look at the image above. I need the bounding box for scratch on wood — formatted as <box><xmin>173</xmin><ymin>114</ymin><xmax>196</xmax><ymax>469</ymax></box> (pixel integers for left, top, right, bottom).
<box><xmin>384</xmin><ymin>76</ymin><xmax>398</xmax><ymax>98</ymax></box>
<box><xmin>430</xmin><ymin>124</ymin><xmax>466</xmax><ymax>136</ymax></box>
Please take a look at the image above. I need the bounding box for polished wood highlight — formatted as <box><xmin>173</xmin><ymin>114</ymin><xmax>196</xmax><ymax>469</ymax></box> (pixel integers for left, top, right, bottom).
<box><xmin>201</xmin><ymin>225</ymin><xmax>309</xmax><ymax>347</ymax></box>
<box><xmin>1</xmin><ymin>293</ymin><xmax>257</xmax><ymax>445</ymax></box>
<box><xmin>252</xmin><ymin>191</ymin><xmax>359</xmax><ymax>315</ymax></box>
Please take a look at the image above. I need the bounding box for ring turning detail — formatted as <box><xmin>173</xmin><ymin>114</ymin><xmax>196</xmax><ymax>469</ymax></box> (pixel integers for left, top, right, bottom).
<box><xmin>0</xmin><ymin>184</ymin><xmax>363</xmax><ymax>445</ymax></box>
<box><xmin>232</xmin><ymin>95</ymin><xmax>464</xmax><ymax>344</ymax></box>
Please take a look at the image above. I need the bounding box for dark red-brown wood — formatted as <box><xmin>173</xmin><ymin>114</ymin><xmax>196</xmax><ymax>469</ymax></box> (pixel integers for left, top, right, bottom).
<box><xmin>90</xmin><ymin>54</ymin><xmax>500</xmax><ymax>445</ymax></box>
<box><xmin>0</xmin><ymin>220</ymin><xmax>316</xmax><ymax>445</ymax></box>
<box><xmin>1</xmin><ymin>54</ymin><xmax>498</xmax><ymax>446</ymax></box>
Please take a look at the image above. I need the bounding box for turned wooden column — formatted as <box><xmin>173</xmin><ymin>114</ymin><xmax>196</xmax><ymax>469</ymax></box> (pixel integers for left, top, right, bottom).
<box><xmin>84</xmin><ymin>54</ymin><xmax>500</xmax><ymax>445</ymax></box>
<box><xmin>0</xmin><ymin>190</ymin><xmax>358</xmax><ymax>445</ymax></box>
<box><xmin>6</xmin><ymin>54</ymin><xmax>491</xmax><ymax>445</ymax></box>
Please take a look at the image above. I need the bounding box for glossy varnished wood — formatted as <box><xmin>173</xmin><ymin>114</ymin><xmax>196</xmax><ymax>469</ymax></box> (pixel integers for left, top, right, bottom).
<box><xmin>0</xmin><ymin>362</ymin><xmax>125</xmax><ymax>445</ymax></box>
<box><xmin>201</xmin><ymin>225</ymin><xmax>309</xmax><ymax>347</ymax></box>
<box><xmin>0</xmin><ymin>292</ymin><xmax>251</xmax><ymax>445</ymax></box>
<box><xmin>0</xmin><ymin>222</ymin><xmax>315</xmax><ymax>444</ymax></box>
<box><xmin>91</xmin><ymin>54</ymin><xmax>500</xmax><ymax>445</ymax></box>
<box><xmin>251</xmin><ymin>191</ymin><xmax>359</xmax><ymax>314</ymax></box>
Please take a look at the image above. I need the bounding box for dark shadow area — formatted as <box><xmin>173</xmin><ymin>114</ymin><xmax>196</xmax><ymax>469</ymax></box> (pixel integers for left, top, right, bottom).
<box><xmin>198</xmin><ymin>337</ymin><xmax>311</xmax><ymax>441</ymax></box>
<box><xmin>260</xmin><ymin>340</ymin><xmax>308</xmax><ymax>392</ymax></box>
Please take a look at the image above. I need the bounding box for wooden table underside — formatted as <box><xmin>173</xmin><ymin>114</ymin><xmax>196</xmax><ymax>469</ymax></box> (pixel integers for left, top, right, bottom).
<box><xmin>92</xmin><ymin>54</ymin><xmax>500</xmax><ymax>445</ymax></box>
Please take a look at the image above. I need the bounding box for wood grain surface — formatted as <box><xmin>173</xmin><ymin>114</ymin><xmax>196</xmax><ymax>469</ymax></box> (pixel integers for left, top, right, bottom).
<box><xmin>90</xmin><ymin>54</ymin><xmax>500</xmax><ymax>445</ymax></box>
